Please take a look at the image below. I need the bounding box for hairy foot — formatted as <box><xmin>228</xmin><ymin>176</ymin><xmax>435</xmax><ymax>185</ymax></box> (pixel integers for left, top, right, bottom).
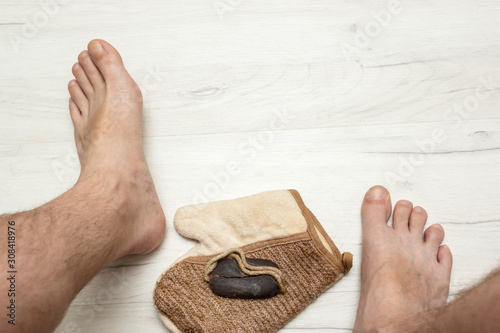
<box><xmin>354</xmin><ymin>186</ymin><xmax>453</xmax><ymax>333</ymax></box>
<box><xmin>68</xmin><ymin>39</ymin><xmax>165</xmax><ymax>257</ymax></box>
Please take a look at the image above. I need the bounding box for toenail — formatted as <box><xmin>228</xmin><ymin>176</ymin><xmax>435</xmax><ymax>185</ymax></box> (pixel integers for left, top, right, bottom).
<box><xmin>366</xmin><ymin>186</ymin><xmax>387</xmax><ymax>200</ymax></box>
<box><xmin>73</xmin><ymin>63</ymin><xmax>80</xmax><ymax>70</ymax></box>
<box><xmin>414</xmin><ymin>206</ymin><xmax>425</xmax><ymax>213</ymax></box>
<box><xmin>90</xmin><ymin>40</ymin><xmax>104</xmax><ymax>53</ymax></box>
<box><xmin>69</xmin><ymin>80</ymin><xmax>76</xmax><ymax>86</ymax></box>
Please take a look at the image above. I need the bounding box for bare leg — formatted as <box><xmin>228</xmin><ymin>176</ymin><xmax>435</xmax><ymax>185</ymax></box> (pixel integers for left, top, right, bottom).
<box><xmin>354</xmin><ymin>186</ymin><xmax>500</xmax><ymax>333</ymax></box>
<box><xmin>0</xmin><ymin>40</ymin><xmax>165</xmax><ymax>333</ymax></box>
<box><xmin>429</xmin><ymin>270</ymin><xmax>500</xmax><ymax>333</ymax></box>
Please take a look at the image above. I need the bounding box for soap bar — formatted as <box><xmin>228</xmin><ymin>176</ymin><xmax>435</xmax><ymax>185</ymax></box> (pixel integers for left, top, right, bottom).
<box><xmin>208</xmin><ymin>258</ymin><xmax>281</xmax><ymax>299</ymax></box>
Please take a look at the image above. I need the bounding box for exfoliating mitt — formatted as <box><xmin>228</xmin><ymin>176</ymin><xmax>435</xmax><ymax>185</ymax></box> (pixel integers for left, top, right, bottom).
<box><xmin>154</xmin><ymin>189</ymin><xmax>352</xmax><ymax>333</ymax></box>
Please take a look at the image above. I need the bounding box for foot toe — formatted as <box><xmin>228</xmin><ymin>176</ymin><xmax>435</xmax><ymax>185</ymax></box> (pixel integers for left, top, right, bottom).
<box><xmin>69</xmin><ymin>97</ymin><xmax>80</xmax><ymax>116</ymax></box>
<box><xmin>78</xmin><ymin>50</ymin><xmax>104</xmax><ymax>88</ymax></box>
<box><xmin>72</xmin><ymin>62</ymin><xmax>93</xmax><ymax>96</ymax></box>
<box><xmin>393</xmin><ymin>200</ymin><xmax>413</xmax><ymax>231</ymax></box>
<box><xmin>424</xmin><ymin>224</ymin><xmax>445</xmax><ymax>249</ymax></box>
<box><xmin>361</xmin><ymin>186</ymin><xmax>392</xmax><ymax>229</ymax></box>
<box><xmin>409</xmin><ymin>206</ymin><xmax>427</xmax><ymax>236</ymax></box>
<box><xmin>87</xmin><ymin>39</ymin><xmax>125</xmax><ymax>81</ymax></box>
<box><xmin>437</xmin><ymin>244</ymin><xmax>453</xmax><ymax>269</ymax></box>
<box><xmin>69</xmin><ymin>98</ymin><xmax>85</xmax><ymax>133</ymax></box>
<box><xmin>68</xmin><ymin>80</ymin><xmax>88</xmax><ymax>113</ymax></box>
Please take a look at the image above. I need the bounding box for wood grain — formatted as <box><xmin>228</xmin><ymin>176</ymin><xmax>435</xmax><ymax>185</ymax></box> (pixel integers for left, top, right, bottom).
<box><xmin>0</xmin><ymin>0</ymin><xmax>499</xmax><ymax>332</ymax></box>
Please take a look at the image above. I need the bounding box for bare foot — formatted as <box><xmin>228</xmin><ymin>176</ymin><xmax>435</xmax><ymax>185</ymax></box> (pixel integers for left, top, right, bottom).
<box><xmin>354</xmin><ymin>186</ymin><xmax>453</xmax><ymax>332</ymax></box>
<box><xmin>68</xmin><ymin>39</ymin><xmax>165</xmax><ymax>257</ymax></box>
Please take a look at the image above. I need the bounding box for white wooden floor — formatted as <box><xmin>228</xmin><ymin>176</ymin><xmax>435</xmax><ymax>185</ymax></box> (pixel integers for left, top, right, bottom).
<box><xmin>1</xmin><ymin>0</ymin><xmax>500</xmax><ymax>332</ymax></box>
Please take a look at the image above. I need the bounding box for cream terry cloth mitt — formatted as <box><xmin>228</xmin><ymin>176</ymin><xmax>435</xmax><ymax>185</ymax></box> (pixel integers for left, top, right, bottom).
<box><xmin>154</xmin><ymin>189</ymin><xmax>353</xmax><ymax>333</ymax></box>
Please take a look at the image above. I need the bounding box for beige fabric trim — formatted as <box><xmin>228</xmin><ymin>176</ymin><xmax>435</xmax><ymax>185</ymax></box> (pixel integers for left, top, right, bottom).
<box><xmin>288</xmin><ymin>189</ymin><xmax>351</xmax><ymax>273</ymax></box>
<box><xmin>173</xmin><ymin>190</ymin><xmax>308</xmax><ymax>259</ymax></box>
<box><xmin>158</xmin><ymin>314</ymin><xmax>182</xmax><ymax>333</ymax></box>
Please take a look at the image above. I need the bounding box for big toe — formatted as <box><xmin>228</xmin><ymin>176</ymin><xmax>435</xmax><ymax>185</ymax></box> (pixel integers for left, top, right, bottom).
<box><xmin>361</xmin><ymin>186</ymin><xmax>392</xmax><ymax>230</ymax></box>
<box><xmin>87</xmin><ymin>39</ymin><xmax>125</xmax><ymax>81</ymax></box>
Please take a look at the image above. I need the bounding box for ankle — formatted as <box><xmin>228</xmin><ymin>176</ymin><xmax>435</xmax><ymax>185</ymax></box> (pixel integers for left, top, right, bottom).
<box><xmin>73</xmin><ymin>160</ymin><xmax>165</xmax><ymax>258</ymax></box>
<box><xmin>383</xmin><ymin>311</ymin><xmax>438</xmax><ymax>333</ymax></box>
<box><xmin>355</xmin><ymin>310</ymin><xmax>439</xmax><ymax>333</ymax></box>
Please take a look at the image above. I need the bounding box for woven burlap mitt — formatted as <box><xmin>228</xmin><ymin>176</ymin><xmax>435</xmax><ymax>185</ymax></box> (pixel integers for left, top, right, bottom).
<box><xmin>154</xmin><ymin>189</ymin><xmax>353</xmax><ymax>333</ymax></box>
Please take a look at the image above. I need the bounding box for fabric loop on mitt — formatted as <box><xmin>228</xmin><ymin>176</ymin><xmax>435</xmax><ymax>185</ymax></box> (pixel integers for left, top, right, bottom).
<box><xmin>342</xmin><ymin>252</ymin><xmax>353</xmax><ymax>273</ymax></box>
<box><xmin>204</xmin><ymin>247</ymin><xmax>287</xmax><ymax>293</ymax></box>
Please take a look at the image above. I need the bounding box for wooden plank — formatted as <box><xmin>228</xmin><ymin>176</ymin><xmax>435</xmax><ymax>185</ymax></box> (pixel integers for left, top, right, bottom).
<box><xmin>1</xmin><ymin>0</ymin><xmax>499</xmax><ymax>144</ymax></box>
